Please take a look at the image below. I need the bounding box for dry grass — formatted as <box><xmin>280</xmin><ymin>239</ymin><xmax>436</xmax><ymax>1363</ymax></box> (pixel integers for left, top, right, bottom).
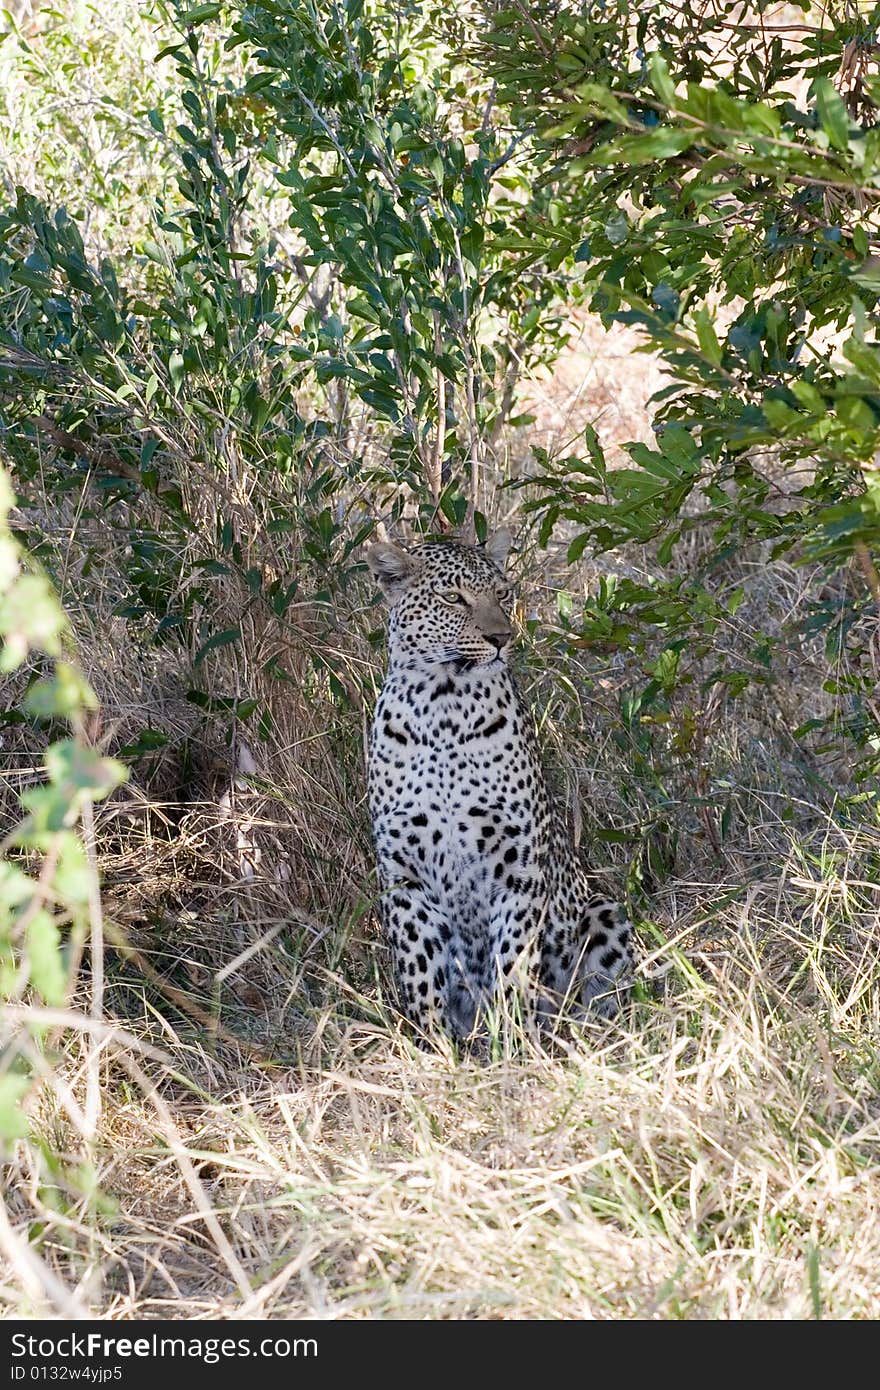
<box><xmin>4</xmin><ymin>340</ymin><xmax>879</xmax><ymax>1319</ymax></box>
<box><xmin>6</xmin><ymin>905</ymin><xmax>880</xmax><ymax>1319</ymax></box>
<box><xmin>2</xmin><ymin>0</ymin><xmax>880</xmax><ymax>1323</ymax></box>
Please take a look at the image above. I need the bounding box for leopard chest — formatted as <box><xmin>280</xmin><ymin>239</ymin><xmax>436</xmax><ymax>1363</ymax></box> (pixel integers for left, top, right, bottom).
<box><xmin>368</xmin><ymin>667</ymin><xmax>545</xmax><ymax>913</ymax></box>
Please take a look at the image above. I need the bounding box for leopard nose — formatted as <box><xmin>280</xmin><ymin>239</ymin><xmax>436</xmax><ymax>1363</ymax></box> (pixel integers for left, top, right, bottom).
<box><xmin>486</xmin><ymin>629</ymin><xmax>511</xmax><ymax>651</ymax></box>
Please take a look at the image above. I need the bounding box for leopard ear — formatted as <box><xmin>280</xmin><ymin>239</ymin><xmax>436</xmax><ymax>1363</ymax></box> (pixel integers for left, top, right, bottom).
<box><xmin>366</xmin><ymin>542</ymin><xmax>422</xmax><ymax>604</ymax></box>
<box><xmin>483</xmin><ymin>528</ymin><xmax>512</xmax><ymax>572</ymax></box>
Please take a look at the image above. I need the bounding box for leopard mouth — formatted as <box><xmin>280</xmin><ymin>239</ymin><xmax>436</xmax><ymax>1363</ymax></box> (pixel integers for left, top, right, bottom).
<box><xmin>453</xmin><ymin>652</ymin><xmax>506</xmax><ymax>671</ymax></box>
<box><xmin>437</xmin><ymin>647</ymin><xmax>505</xmax><ymax>672</ymax></box>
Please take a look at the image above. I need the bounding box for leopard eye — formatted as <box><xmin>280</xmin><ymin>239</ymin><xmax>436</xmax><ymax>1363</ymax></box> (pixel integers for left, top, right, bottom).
<box><xmin>436</xmin><ymin>587</ymin><xmax>466</xmax><ymax>605</ymax></box>
<box><xmin>496</xmin><ymin>587</ymin><xmax>513</xmax><ymax>606</ymax></box>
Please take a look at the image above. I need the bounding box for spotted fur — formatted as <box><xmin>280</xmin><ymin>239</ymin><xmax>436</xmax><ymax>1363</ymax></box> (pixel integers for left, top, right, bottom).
<box><xmin>366</xmin><ymin>534</ymin><xmax>633</xmax><ymax>1040</ymax></box>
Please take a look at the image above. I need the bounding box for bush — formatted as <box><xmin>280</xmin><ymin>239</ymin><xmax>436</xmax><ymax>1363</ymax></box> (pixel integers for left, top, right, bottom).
<box><xmin>476</xmin><ymin>0</ymin><xmax>880</xmax><ymax>787</ymax></box>
<box><xmin>2</xmin><ymin>0</ymin><xmax>880</xmax><ymax>1322</ymax></box>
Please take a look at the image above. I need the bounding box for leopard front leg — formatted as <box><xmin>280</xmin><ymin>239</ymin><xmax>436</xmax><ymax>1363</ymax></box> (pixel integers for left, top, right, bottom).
<box><xmin>578</xmin><ymin>898</ymin><xmax>634</xmax><ymax>1018</ymax></box>
<box><xmin>380</xmin><ymin>882</ymin><xmax>455</xmax><ymax>1037</ymax></box>
<box><xmin>541</xmin><ymin>897</ymin><xmax>634</xmax><ymax>1021</ymax></box>
<box><xmin>485</xmin><ymin>881</ymin><xmax>549</xmax><ymax>1033</ymax></box>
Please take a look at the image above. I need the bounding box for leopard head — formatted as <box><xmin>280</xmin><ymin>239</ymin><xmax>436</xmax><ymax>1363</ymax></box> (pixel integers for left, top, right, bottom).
<box><xmin>367</xmin><ymin>533</ymin><xmax>514</xmax><ymax>671</ymax></box>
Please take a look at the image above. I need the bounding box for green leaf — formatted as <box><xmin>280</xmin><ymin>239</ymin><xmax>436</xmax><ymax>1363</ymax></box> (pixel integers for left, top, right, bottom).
<box><xmin>567</xmin><ymin>533</ymin><xmax>591</xmax><ymax>564</ymax></box>
<box><xmin>0</xmin><ymin>471</ymin><xmax>15</xmax><ymax>524</ymax></box>
<box><xmin>568</xmin><ymin>82</ymin><xmax>630</xmax><ymax>124</ymax></box>
<box><xmin>26</xmin><ymin>909</ymin><xmax>67</xmax><ymax>1007</ymax></box>
<box><xmin>790</xmin><ymin>380</ymin><xmax>825</xmax><ymax>413</ymax></box>
<box><xmin>0</xmin><ymin>574</ymin><xmax>66</xmax><ymax>672</ymax></box>
<box><xmin>180</xmin><ymin>2</ymin><xmax>222</xmax><ymax>20</ymax></box>
<box><xmin>605</xmin><ymin>210</ymin><xmax>629</xmax><ymax>244</ymax></box>
<box><xmin>0</xmin><ymin>1075</ymin><xmax>30</xmax><ymax>1143</ymax></box>
<box><xmin>652</xmin><ymin>645</ymin><xmax>681</xmax><ymax>691</ymax></box>
<box><xmin>726</xmin><ymin>588</ymin><xmax>745</xmax><ymax>616</ymax></box>
<box><xmin>44</xmin><ymin>741</ymin><xmax>127</xmax><ymax>801</ymax></box>
<box><xmin>0</xmin><ymin>537</ymin><xmax>19</xmax><ymax>591</ymax></box>
<box><xmin>694</xmin><ymin>307</ymin><xmax>722</xmax><ymax>366</ymax></box>
<box><xmin>0</xmin><ymin>863</ymin><xmax>34</xmax><ymax>932</ymax></box>
<box><xmin>648</xmin><ymin>54</ymin><xmax>676</xmax><ymax>108</ymax></box>
<box><xmin>17</xmin><ymin>786</ymin><xmax>71</xmax><ymax>839</ymax></box>
<box><xmin>348</xmin><ymin>297</ymin><xmax>382</xmax><ymax>324</ymax></box>
<box><xmin>24</xmin><ymin>663</ymin><xmax>98</xmax><ymax>720</ymax></box>
<box><xmin>194</xmin><ymin>627</ymin><xmax>241</xmax><ymax>665</ymax></box>
<box><xmin>168</xmin><ymin>351</ymin><xmax>185</xmax><ymax>393</ymax></box>
<box><xmin>53</xmin><ymin>833</ymin><xmax>91</xmax><ymax>906</ymax></box>
<box><xmin>584</xmin><ymin>127</ymin><xmax>694</xmax><ymax>166</ymax></box>
<box><xmin>815</xmin><ymin>77</ymin><xmax>850</xmax><ymax>153</ymax></box>
<box><xmin>117</xmin><ymin>729</ymin><xmax>170</xmax><ymax>759</ymax></box>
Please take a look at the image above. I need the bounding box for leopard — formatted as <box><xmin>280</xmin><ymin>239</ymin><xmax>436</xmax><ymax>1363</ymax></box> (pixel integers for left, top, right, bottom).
<box><xmin>366</xmin><ymin>531</ymin><xmax>634</xmax><ymax>1041</ymax></box>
